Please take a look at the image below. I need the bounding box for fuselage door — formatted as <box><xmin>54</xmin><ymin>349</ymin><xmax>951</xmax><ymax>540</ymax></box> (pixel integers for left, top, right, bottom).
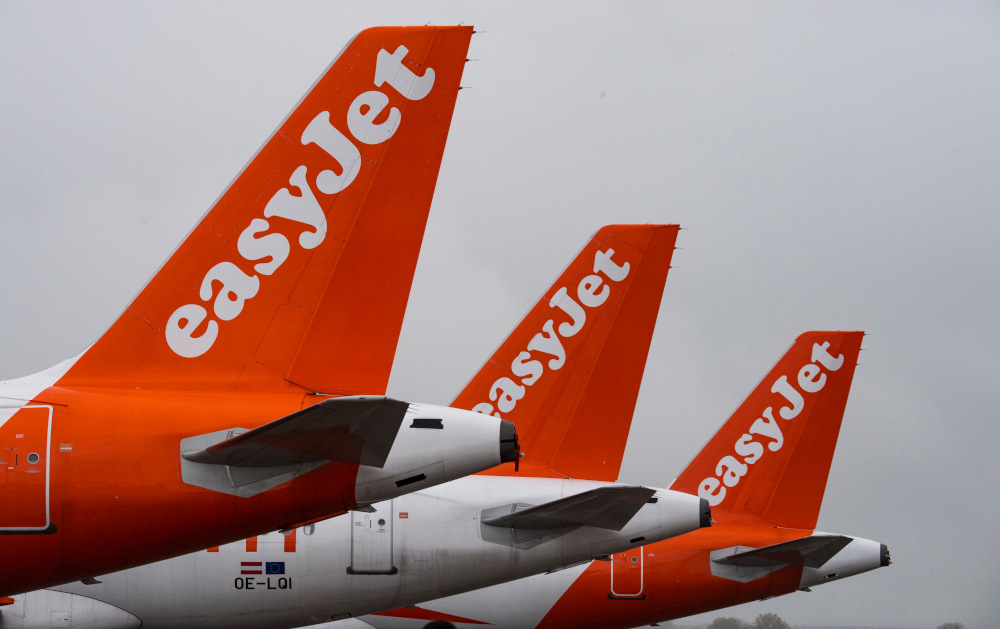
<box><xmin>609</xmin><ymin>546</ymin><xmax>645</xmax><ymax>599</ymax></box>
<box><xmin>348</xmin><ymin>500</ymin><xmax>396</xmax><ymax>575</ymax></box>
<box><xmin>0</xmin><ymin>406</ymin><xmax>52</xmax><ymax>532</ymax></box>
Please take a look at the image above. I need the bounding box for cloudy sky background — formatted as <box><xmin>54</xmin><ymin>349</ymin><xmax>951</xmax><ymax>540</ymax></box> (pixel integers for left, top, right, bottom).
<box><xmin>2</xmin><ymin>2</ymin><xmax>998</xmax><ymax>628</ymax></box>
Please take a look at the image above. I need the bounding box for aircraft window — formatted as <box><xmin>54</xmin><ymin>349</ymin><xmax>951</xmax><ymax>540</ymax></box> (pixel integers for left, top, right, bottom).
<box><xmin>631</xmin><ymin>556</ymin><xmax>638</xmax><ymax>563</ymax></box>
<box><xmin>27</xmin><ymin>452</ymin><xmax>39</xmax><ymax>465</ymax></box>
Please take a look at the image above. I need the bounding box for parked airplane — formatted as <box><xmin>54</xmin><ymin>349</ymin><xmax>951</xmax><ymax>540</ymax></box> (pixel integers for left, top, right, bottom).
<box><xmin>1</xmin><ymin>225</ymin><xmax>714</xmax><ymax>629</ymax></box>
<box><xmin>0</xmin><ymin>25</ymin><xmax>525</xmax><ymax>597</ymax></box>
<box><xmin>335</xmin><ymin>331</ymin><xmax>890</xmax><ymax>629</ymax></box>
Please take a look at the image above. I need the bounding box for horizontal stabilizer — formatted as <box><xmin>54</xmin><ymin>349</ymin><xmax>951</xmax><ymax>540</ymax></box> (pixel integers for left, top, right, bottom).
<box><xmin>482</xmin><ymin>485</ymin><xmax>657</xmax><ymax>531</ymax></box>
<box><xmin>181</xmin><ymin>396</ymin><xmax>410</xmax><ymax>468</ymax></box>
<box><xmin>712</xmin><ymin>534</ymin><xmax>852</xmax><ymax>569</ymax></box>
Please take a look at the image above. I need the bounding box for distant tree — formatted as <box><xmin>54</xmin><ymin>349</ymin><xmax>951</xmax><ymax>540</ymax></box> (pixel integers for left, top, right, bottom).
<box><xmin>937</xmin><ymin>624</ymin><xmax>965</xmax><ymax>629</ymax></box>
<box><xmin>753</xmin><ymin>613</ymin><xmax>790</xmax><ymax>629</ymax></box>
<box><xmin>707</xmin><ymin>618</ymin><xmax>750</xmax><ymax>629</ymax></box>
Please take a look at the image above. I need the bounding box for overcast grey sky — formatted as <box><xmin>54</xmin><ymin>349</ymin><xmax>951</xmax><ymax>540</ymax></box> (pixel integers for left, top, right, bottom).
<box><xmin>2</xmin><ymin>2</ymin><xmax>998</xmax><ymax>628</ymax></box>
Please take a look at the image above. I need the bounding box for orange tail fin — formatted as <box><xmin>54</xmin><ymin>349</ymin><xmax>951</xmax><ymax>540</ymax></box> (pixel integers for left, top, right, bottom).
<box><xmin>671</xmin><ymin>331</ymin><xmax>864</xmax><ymax>530</ymax></box>
<box><xmin>59</xmin><ymin>26</ymin><xmax>473</xmax><ymax>394</ymax></box>
<box><xmin>452</xmin><ymin>225</ymin><xmax>679</xmax><ymax>481</ymax></box>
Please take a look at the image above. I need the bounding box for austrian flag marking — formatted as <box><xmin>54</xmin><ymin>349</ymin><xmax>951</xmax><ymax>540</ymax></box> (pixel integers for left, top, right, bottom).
<box><xmin>240</xmin><ymin>561</ymin><xmax>263</xmax><ymax>575</ymax></box>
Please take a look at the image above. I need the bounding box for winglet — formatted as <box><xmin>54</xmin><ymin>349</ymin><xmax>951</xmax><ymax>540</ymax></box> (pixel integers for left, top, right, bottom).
<box><xmin>58</xmin><ymin>26</ymin><xmax>474</xmax><ymax>395</ymax></box>
<box><xmin>452</xmin><ymin>225</ymin><xmax>679</xmax><ymax>481</ymax></box>
<box><xmin>671</xmin><ymin>331</ymin><xmax>864</xmax><ymax>530</ymax></box>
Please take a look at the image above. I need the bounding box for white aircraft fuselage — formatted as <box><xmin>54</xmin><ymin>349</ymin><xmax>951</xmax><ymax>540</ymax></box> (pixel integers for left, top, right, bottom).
<box><xmin>8</xmin><ymin>476</ymin><xmax>706</xmax><ymax>629</ymax></box>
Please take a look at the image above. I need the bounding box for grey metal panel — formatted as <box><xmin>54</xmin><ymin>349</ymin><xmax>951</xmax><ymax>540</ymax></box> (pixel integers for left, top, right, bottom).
<box><xmin>482</xmin><ymin>486</ymin><xmax>657</xmax><ymax>531</ymax></box>
<box><xmin>181</xmin><ymin>396</ymin><xmax>410</xmax><ymax>468</ymax></box>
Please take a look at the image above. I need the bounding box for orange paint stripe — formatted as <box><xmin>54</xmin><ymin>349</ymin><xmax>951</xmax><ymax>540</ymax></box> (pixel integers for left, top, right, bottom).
<box><xmin>283</xmin><ymin>528</ymin><xmax>296</xmax><ymax>553</ymax></box>
<box><xmin>375</xmin><ymin>606</ymin><xmax>490</xmax><ymax>625</ymax></box>
<box><xmin>246</xmin><ymin>536</ymin><xmax>257</xmax><ymax>552</ymax></box>
<box><xmin>207</xmin><ymin>547</ymin><xmax>219</xmax><ymax>553</ymax></box>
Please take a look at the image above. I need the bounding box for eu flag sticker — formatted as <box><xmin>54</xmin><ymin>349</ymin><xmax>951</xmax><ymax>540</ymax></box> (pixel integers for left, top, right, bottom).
<box><xmin>266</xmin><ymin>562</ymin><xmax>285</xmax><ymax>575</ymax></box>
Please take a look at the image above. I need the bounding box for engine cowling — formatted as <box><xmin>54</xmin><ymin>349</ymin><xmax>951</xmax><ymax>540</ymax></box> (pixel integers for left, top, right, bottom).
<box><xmin>354</xmin><ymin>404</ymin><xmax>518</xmax><ymax>506</ymax></box>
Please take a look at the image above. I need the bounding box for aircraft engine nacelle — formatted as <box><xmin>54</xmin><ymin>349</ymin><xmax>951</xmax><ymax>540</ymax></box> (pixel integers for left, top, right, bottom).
<box><xmin>180</xmin><ymin>398</ymin><xmax>518</xmax><ymax>503</ymax></box>
<box><xmin>353</xmin><ymin>404</ymin><xmax>519</xmax><ymax>506</ymax></box>
<box><xmin>0</xmin><ymin>590</ymin><xmax>140</xmax><ymax>629</ymax></box>
<box><xmin>799</xmin><ymin>535</ymin><xmax>889</xmax><ymax>588</ymax></box>
<box><xmin>579</xmin><ymin>489</ymin><xmax>711</xmax><ymax>558</ymax></box>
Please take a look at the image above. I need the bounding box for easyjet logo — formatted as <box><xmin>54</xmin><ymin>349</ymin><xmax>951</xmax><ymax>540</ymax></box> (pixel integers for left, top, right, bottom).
<box><xmin>166</xmin><ymin>46</ymin><xmax>436</xmax><ymax>358</ymax></box>
<box><xmin>470</xmin><ymin>247</ymin><xmax>630</xmax><ymax>418</ymax></box>
<box><xmin>698</xmin><ymin>341</ymin><xmax>845</xmax><ymax>506</ymax></box>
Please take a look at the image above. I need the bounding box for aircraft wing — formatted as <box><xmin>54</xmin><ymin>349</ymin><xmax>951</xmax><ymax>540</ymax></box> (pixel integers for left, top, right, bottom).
<box><xmin>482</xmin><ymin>485</ymin><xmax>657</xmax><ymax>531</ymax></box>
<box><xmin>711</xmin><ymin>534</ymin><xmax>853</xmax><ymax>569</ymax></box>
<box><xmin>180</xmin><ymin>396</ymin><xmax>410</xmax><ymax>468</ymax></box>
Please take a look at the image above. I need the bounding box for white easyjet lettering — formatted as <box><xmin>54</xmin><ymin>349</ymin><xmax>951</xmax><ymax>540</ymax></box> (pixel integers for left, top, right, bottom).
<box><xmin>593</xmin><ymin>248</ymin><xmax>630</xmax><ymax>281</ymax></box>
<box><xmin>511</xmin><ymin>351</ymin><xmax>543</xmax><ymax>386</ymax></box>
<box><xmin>717</xmin><ymin>455</ymin><xmax>748</xmax><ymax>488</ymax></box>
<box><xmin>771</xmin><ymin>375</ymin><xmax>805</xmax><ymax>420</ymax></box>
<box><xmin>166</xmin><ymin>44</ymin><xmax>434</xmax><ymax>358</ymax></box>
<box><xmin>470</xmin><ymin>247</ymin><xmax>630</xmax><ymax>418</ymax></box>
<box><xmin>301</xmin><ymin>112</ymin><xmax>362</xmax><ymax>195</ymax></box>
<box><xmin>490</xmin><ymin>378</ymin><xmax>526</xmax><ymax>414</ymax></box>
<box><xmin>527</xmin><ymin>321</ymin><xmax>566</xmax><ymax>370</ymax></box>
<box><xmin>699</xmin><ymin>477</ymin><xmax>725</xmax><ymax>503</ymax></box>
<box><xmin>797</xmin><ymin>363</ymin><xmax>826</xmax><ymax>393</ymax></box>
<box><xmin>199</xmin><ymin>262</ymin><xmax>260</xmax><ymax>322</ymax></box>
<box><xmin>263</xmin><ymin>166</ymin><xmax>327</xmax><ymax>250</ymax></box>
<box><xmin>697</xmin><ymin>341</ymin><xmax>845</xmax><ymax>506</ymax></box>
<box><xmin>237</xmin><ymin>219</ymin><xmax>290</xmax><ymax>276</ymax></box>
<box><xmin>577</xmin><ymin>275</ymin><xmax>609</xmax><ymax>308</ymax></box>
<box><xmin>348</xmin><ymin>91</ymin><xmax>400</xmax><ymax>145</ymax></box>
<box><xmin>548</xmin><ymin>288</ymin><xmax>585</xmax><ymax>337</ymax></box>
<box><xmin>812</xmin><ymin>341</ymin><xmax>845</xmax><ymax>371</ymax></box>
<box><xmin>734</xmin><ymin>434</ymin><xmax>764</xmax><ymax>464</ymax></box>
<box><xmin>165</xmin><ymin>304</ymin><xmax>218</xmax><ymax>359</ymax></box>
<box><xmin>374</xmin><ymin>45</ymin><xmax>435</xmax><ymax>100</ymax></box>
<box><xmin>748</xmin><ymin>407</ymin><xmax>782</xmax><ymax>451</ymax></box>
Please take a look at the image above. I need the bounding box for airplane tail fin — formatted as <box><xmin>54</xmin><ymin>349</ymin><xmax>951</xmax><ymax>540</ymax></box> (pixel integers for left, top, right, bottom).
<box><xmin>452</xmin><ymin>225</ymin><xmax>679</xmax><ymax>481</ymax></box>
<box><xmin>670</xmin><ymin>331</ymin><xmax>864</xmax><ymax>530</ymax></box>
<box><xmin>57</xmin><ymin>26</ymin><xmax>473</xmax><ymax>394</ymax></box>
